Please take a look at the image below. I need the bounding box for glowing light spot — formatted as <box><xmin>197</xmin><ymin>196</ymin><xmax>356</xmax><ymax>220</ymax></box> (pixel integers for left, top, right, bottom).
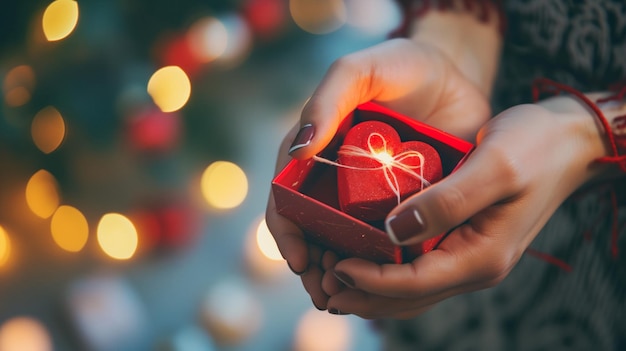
<box><xmin>3</xmin><ymin>65</ymin><xmax>35</xmax><ymax>107</ymax></box>
<box><xmin>187</xmin><ymin>17</ymin><xmax>228</xmax><ymax>63</ymax></box>
<box><xmin>25</xmin><ymin>169</ymin><xmax>60</xmax><ymax>219</ymax></box>
<box><xmin>42</xmin><ymin>0</ymin><xmax>79</xmax><ymax>41</ymax></box>
<box><xmin>345</xmin><ymin>0</ymin><xmax>401</xmax><ymax>36</ymax></box>
<box><xmin>51</xmin><ymin>205</ymin><xmax>88</xmax><ymax>252</ymax></box>
<box><xmin>289</xmin><ymin>0</ymin><xmax>347</xmax><ymax>34</ymax></box>
<box><xmin>0</xmin><ymin>317</ymin><xmax>53</xmax><ymax>351</ymax></box>
<box><xmin>97</xmin><ymin>213</ymin><xmax>138</xmax><ymax>260</ymax></box>
<box><xmin>201</xmin><ymin>161</ymin><xmax>248</xmax><ymax>209</ymax></box>
<box><xmin>215</xmin><ymin>14</ymin><xmax>252</xmax><ymax>66</ymax></box>
<box><xmin>374</xmin><ymin>151</ymin><xmax>394</xmax><ymax>166</ymax></box>
<box><xmin>0</xmin><ymin>226</ymin><xmax>11</xmax><ymax>268</ymax></box>
<box><xmin>31</xmin><ymin>106</ymin><xmax>66</xmax><ymax>154</ymax></box>
<box><xmin>294</xmin><ymin>308</ymin><xmax>351</xmax><ymax>351</ymax></box>
<box><xmin>256</xmin><ymin>219</ymin><xmax>282</xmax><ymax>261</ymax></box>
<box><xmin>147</xmin><ymin>66</ymin><xmax>191</xmax><ymax>113</ymax></box>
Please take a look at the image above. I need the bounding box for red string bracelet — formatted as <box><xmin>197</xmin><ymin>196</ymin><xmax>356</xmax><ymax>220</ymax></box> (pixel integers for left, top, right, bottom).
<box><xmin>531</xmin><ymin>77</ymin><xmax>626</xmax><ymax>265</ymax></box>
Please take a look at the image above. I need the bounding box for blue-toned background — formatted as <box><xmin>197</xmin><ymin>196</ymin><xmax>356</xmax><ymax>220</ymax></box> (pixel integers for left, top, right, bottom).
<box><xmin>0</xmin><ymin>1</ymin><xmax>401</xmax><ymax>350</ymax></box>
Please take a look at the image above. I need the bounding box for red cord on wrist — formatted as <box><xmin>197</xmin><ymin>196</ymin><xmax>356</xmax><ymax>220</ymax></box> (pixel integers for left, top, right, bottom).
<box><xmin>531</xmin><ymin>77</ymin><xmax>625</xmax><ymax>264</ymax></box>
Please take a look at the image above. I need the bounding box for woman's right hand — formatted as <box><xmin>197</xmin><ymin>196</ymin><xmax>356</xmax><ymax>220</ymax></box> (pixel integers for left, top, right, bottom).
<box><xmin>266</xmin><ymin>37</ymin><xmax>494</xmax><ymax>310</ymax></box>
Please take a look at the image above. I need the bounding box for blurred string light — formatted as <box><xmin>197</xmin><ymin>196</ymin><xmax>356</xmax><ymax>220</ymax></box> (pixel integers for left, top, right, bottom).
<box><xmin>0</xmin><ymin>317</ymin><xmax>53</xmax><ymax>351</ymax></box>
<box><xmin>241</xmin><ymin>0</ymin><xmax>287</xmax><ymax>40</ymax></box>
<box><xmin>147</xmin><ymin>66</ymin><xmax>191</xmax><ymax>113</ymax></box>
<box><xmin>126</xmin><ymin>107</ymin><xmax>181</xmax><ymax>153</ymax></box>
<box><xmin>201</xmin><ymin>161</ymin><xmax>248</xmax><ymax>210</ymax></box>
<box><xmin>0</xmin><ymin>225</ymin><xmax>11</xmax><ymax>268</ymax></box>
<box><xmin>187</xmin><ymin>17</ymin><xmax>228</xmax><ymax>64</ymax></box>
<box><xmin>200</xmin><ymin>278</ymin><xmax>262</xmax><ymax>346</ymax></box>
<box><xmin>42</xmin><ymin>0</ymin><xmax>79</xmax><ymax>42</ymax></box>
<box><xmin>25</xmin><ymin>169</ymin><xmax>61</xmax><ymax>219</ymax></box>
<box><xmin>289</xmin><ymin>0</ymin><xmax>347</xmax><ymax>34</ymax></box>
<box><xmin>31</xmin><ymin>106</ymin><xmax>66</xmax><ymax>154</ymax></box>
<box><xmin>294</xmin><ymin>309</ymin><xmax>352</xmax><ymax>351</ymax></box>
<box><xmin>345</xmin><ymin>0</ymin><xmax>401</xmax><ymax>36</ymax></box>
<box><xmin>245</xmin><ymin>217</ymin><xmax>286</xmax><ymax>279</ymax></box>
<box><xmin>97</xmin><ymin>213</ymin><xmax>138</xmax><ymax>260</ymax></box>
<box><xmin>50</xmin><ymin>205</ymin><xmax>88</xmax><ymax>253</ymax></box>
<box><xmin>3</xmin><ymin>65</ymin><xmax>36</xmax><ymax>107</ymax></box>
<box><xmin>214</xmin><ymin>14</ymin><xmax>253</xmax><ymax>66</ymax></box>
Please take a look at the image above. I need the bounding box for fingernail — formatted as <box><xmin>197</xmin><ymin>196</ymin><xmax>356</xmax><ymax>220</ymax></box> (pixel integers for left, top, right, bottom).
<box><xmin>288</xmin><ymin>124</ymin><xmax>314</xmax><ymax>155</ymax></box>
<box><xmin>333</xmin><ymin>271</ymin><xmax>355</xmax><ymax>289</ymax></box>
<box><xmin>312</xmin><ymin>299</ymin><xmax>326</xmax><ymax>311</ymax></box>
<box><xmin>385</xmin><ymin>208</ymin><xmax>425</xmax><ymax>245</ymax></box>
<box><xmin>288</xmin><ymin>261</ymin><xmax>307</xmax><ymax>276</ymax></box>
<box><xmin>328</xmin><ymin>308</ymin><xmax>348</xmax><ymax>315</ymax></box>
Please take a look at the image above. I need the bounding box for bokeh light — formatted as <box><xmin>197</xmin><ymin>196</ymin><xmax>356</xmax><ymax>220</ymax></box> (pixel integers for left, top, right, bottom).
<box><xmin>25</xmin><ymin>169</ymin><xmax>61</xmax><ymax>219</ymax></box>
<box><xmin>147</xmin><ymin>66</ymin><xmax>191</xmax><ymax>113</ymax></box>
<box><xmin>215</xmin><ymin>14</ymin><xmax>253</xmax><ymax>66</ymax></box>
<box><xmin>31</xmin><ymin>106</ymin><xmax>66</xmax><ymax>154</ymax></box>
<box><xmin>187</xmin><ymin>17</ymin><xmax>228</xmax><ymax>63</ymax></box>
<box><xmin>97</xmin><ymin>213</ymin><xmax>138</xmax><ymax>260</ymax></box>
<box><xmin>201</xmin><ymin>161</ymin><xmax>248</xmax><ymax>209</ymax></box>
<box><xmin>42</xmin><ymin>0</ymin><xmax>79</xmax><ymax>41</ymax></box>
<box><xmin>244</xmin><ymin>217</ymin><xmax>286</xmax><ymax>279</ymax></box>
<box><xmin>289</xmin><ymin>0</ymin><xmax>347</xmax><ymax>34</ymax></box>
<box><xmin>0</xmin><ymin>225</ymin><xmax>11</xmax><ymax>268</ymax></box>
<box><xmin>345</xmin><ymin>0</ymin><xmax>401</xmax><ymax>36</ymax></box>
<box><xmin>3</xmin><ymin>65</ymin><xmax>36</xmax><ymax>107</ymax></box>
<box><xmin>0</xmin><ymin>317</ymin><xmax>53</xmax><ymax>351</ymax></box>
<box><xmin>200</xmin><ymin>278</ymin><xmax>262</xmax><ymax>346</ymax></box>
<box><xmin>294</xmin><ymin>308</ymin><xmax>352</xmax><ymax>351</ymax></box>
<box><xmin>256</xmin><ymin>219</ymin><xmax>282</xmax><ymax>261</ymax></box>
<box><xmin>50</xmin><ymin>205</ymin><xmax>89</xmax><ymax>252</ymax></box>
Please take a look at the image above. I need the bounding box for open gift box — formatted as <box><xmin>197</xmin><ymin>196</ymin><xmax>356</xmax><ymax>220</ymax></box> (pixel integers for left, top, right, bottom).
<box><xmin>272</xmin><ymin>102</ymin><xmax>474</xmax><ymax>264</ymax></box>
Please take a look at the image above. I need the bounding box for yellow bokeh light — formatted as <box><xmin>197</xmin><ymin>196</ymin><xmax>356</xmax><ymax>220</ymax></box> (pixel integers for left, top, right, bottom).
<box><xmin>0</xmin><ymin>317</ymin><xmax>53</xmax><ymax>351</ymax></box>
<box><xmin>147</xmin><ymin>66</ymin><xmax>191</xmax><ymax>113</ymax></box>
<box><xmin>25</xmin><ymin>169</ymin><xmax>60</xmax><ymax>219</ymax></box>
<box><xmin>290</xmin><ymin>0</ymin><xmax>347</xmax><ymax>34</ymax></box>
<box><xmin>0</xmin><ymin>226</ymin><xmax>11</xmax><ymax>268</ymax></box>
<box><xmin>188</xmin><ymin>17</ymin><xmax>228</xmax><ymax>63</ymax></box>
<box><xmin>50</xmin><ymin>205</ymin><xmax>88</xmax><ymax>252</ymax></box>
<box><xmin>256</xmin><ymin>219</ymin><xmax>282</xmax><ymax>261</ymax></box>
<box><xmin>97</xmin><ymin>213</ymin><xmax>138</xmax><ymax>260</ymax></box>
<box><xmin>42</xmin><ymin>0</ymin><xmax>79</xmax><ymax>41</ymax></box>
<box><xmin>201</xmin><ymin>161</ymin><xmax>248</xmax><ymax>209</ymax></box>
<box><xmin>5</xmin><ymin>87</ymin><xmax>31</xmax><ymax>107</ymax></box>
<box><xmin>31</xmin><ymin>106</ymin><xmax>66</xmax><ymax>154</ymax></box>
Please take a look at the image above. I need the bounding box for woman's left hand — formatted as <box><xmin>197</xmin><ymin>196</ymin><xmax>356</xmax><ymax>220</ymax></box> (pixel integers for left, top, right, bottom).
<box><xmin>322</xmin><ymin>97</ymin><xmax>612</xmax><ymax>319</ymax></box>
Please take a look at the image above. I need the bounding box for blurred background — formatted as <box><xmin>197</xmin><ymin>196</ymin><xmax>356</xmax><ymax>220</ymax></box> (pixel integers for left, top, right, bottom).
<box><xmin>0</xmin><ymin>0</ymin><xmax>403</xmax><ymax>350</ymax></box>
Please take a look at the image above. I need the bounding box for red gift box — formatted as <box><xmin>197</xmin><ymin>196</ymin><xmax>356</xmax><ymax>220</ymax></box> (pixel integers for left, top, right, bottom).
<box><xmin>272</xmin><ymin>102</ymin><xmax>474</xmax><ymax>264</ymax></box>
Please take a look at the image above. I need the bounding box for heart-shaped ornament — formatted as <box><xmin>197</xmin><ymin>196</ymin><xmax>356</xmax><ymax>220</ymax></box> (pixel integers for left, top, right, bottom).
<box><xmin>337</xmin><ymin>120</ymin><xmax>442</xmax><ymax>222</ymax></box>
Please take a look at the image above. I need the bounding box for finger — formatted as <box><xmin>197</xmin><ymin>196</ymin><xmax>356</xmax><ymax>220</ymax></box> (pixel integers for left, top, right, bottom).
<box><xmin>385</xmin><ymin>140</ymin><xmax>516</xmax><ymax>246</ymax></box>
<box><xmin>265</xmin><ymin>193</ymin><xmax>309</xmax><ymax>274</ymax></box>
<box><xmin>322</xmin><ymin>269</ymin><xmax>345</xmax><ymax>296</ymax></box>
<box><xmin>326</xmin><ymin>288</ymin><xmax>441</xmax><ymax>320</ymax></box>
<box><xmin>333</xmin><ymin>224</ymin><xmax>510</xmax><ymax>300</ymax></box>
<box><xmin>301</xmin><ymin>265</ymin><xmax>329</xmax><ymax>311</ymax></box>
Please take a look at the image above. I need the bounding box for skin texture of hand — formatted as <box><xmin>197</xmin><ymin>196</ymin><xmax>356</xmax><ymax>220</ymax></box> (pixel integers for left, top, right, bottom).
<box><xmin>323</xmin><ymin>98</ymin><xmax>611</xmax><ymax>319</ymax></box>
<box><xmin>266</xmin><ymin>38</ymin><xmax>492</xmax><ymax>310</ymax></box>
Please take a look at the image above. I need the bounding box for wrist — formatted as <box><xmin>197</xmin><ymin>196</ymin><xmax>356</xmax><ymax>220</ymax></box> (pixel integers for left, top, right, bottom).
<box><xmin>537</xmin><ymin>95</ymin><xmax>618</xmax><ymax>183</ymax></box>
<box><xmin>408</xmin><ymin>8</ymin><xmax>502</xmax><ymax>97</ymax></box>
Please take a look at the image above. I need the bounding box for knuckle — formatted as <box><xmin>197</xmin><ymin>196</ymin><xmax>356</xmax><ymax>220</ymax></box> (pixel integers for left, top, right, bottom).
<box><xmin>431</xmin><ymin>185</ymin><xmax>468</xmax><ymax>224</ymax></box>
<box><xmin>487</xmin><ymin>145</ymin><xmax>527</xmax><ymax>194</ymax></box>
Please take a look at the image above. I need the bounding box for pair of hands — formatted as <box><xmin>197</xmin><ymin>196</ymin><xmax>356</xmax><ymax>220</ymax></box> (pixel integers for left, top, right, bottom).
<box><xmin>266</xmin><ymin>38</ymin><xmax>608</xmax><ymax>319</ymax></box>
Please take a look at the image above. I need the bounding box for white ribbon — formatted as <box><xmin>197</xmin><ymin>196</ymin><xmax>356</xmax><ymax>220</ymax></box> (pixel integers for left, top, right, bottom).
<box><xmin>312</xmin><ymin>132</ymin><xmax>429</xmax><ymax>204</ymax></box>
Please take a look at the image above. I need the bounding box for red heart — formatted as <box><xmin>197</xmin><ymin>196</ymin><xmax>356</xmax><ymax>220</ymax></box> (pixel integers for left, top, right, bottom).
<box><xmin>337</xmin><ymin>120</ymin><xmax>442</xmax><ymax>222</ymax></box>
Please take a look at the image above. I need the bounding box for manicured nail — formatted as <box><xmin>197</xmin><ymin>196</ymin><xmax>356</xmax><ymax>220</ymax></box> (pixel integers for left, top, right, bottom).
<box><xmin>328</xmin><ymin>308</ymin><xmax>348</xmax><ymax>315</ymax></box>
<box><xmin>288</xmin><ymin>123</ymin><xmax>314</xmax><ymax>155</ymax></box>
<box><xmin>385</xmin><ymin>208</ymin><xmax>425</xmax><ymax>245</ymax></box>
<box><xmin>288</xmin><ymin>261</ymin><xmax>307</xmax><ymax>276</ymax></box>
<box><xmin>333</xmin><ymin>271</ymin><xmax>355</xmax><ymax>289</ymax></box>
<box><xmin>312</xmin><ymin>299</ymin><xmax>325</xmax><ymax>311</ymax></box>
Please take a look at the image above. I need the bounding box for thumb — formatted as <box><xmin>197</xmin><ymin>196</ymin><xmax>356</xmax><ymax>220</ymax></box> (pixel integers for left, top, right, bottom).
<box><xmin>385</xmin><ymin>143</ymin><xmax>512</xmax><ymax>246</ymax></box>
<box><xmin>287</xmin><ymin>54</ymin><xmax>380</xmax><ymax>160</ymax></box>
